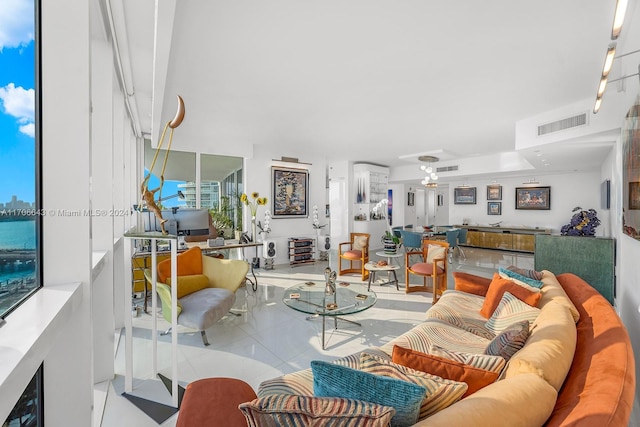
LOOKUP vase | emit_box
[251,216,257,242]
[382,237,397,254]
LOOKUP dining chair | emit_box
[456,228,467,259]
[445,229,460,263]
[405,239,449,302]
[338,233,370,280]
[399,229,423,264]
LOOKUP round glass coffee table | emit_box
[283,281,377,349]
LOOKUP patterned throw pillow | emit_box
[485,320,531,360]
[506,265,543,281]
[353,235,369,251]
[358,353,467,420]
[391,345,499,398]
[485,292,541,335]
[239,394,395,427]
[311,360,426,427]
[498,267,543,289]
[426,244,446,268]
[480,273,541,319]
[428,345,506,374]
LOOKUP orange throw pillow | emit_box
[392,345,498,398]
[479,273,541,319]
[452,272,492,297]
[157,246,203,283]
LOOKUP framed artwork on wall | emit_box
[487,185,502,200]
[515,186,551,210]
[454,187,476,204]
[629,182,640,210]
[622,96,640,238]
[488,202,502,215]
[407,192,415,206]
[272,166,309,218]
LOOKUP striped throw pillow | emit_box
[359,352,467,420]
[485,291,540,335]
[429,345,506,374]
[485,320,531,360]
[239,394,395,427]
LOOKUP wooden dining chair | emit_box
[338,233,370,281]
[405,240,449,303]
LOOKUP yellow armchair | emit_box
[146,247,249,345]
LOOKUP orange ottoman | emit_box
[176,377,257,427]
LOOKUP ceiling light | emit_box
[612,0,629,40]
[602,45,617,77]
[419,156,439,188]
[594,97,603,114]
[597,76,609,98]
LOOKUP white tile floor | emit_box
[97,247,534,427]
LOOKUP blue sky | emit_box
[145,171,184,208]
[0,0,35,205]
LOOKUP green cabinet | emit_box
[534,235,615,304]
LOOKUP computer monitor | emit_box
[141,208,210,236]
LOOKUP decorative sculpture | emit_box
[324,267,337,296]
[139,95,185,234]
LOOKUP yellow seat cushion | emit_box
[157,246,203,283]
[166,274,211,298]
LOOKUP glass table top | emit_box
[283,281,376,316]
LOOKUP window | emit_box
[3,364,44,426]
[0,0,41,319]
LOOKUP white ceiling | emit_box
[110,0,639,184]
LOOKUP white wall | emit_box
[41,0,93,425]
[245,146,328,266]
[446,172,606,234]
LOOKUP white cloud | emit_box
[19,123,34,137]
[0,0,34,50]
[0,83,35,137]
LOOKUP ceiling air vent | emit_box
[537,112,588,136]
[436,165,458,173]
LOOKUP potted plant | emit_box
[381,230,401,254]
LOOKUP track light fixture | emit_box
[593,0,635,114]
[611,0,629,40]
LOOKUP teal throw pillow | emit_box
[311,360,426,427]
[499,267,543,289]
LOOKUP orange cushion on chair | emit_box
[342,250,363,260]
[410,262,443,275]
[157,246,203,283]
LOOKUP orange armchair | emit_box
[338,233,370,281]
[405,239,449,302]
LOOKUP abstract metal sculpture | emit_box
[139,95,185,234]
